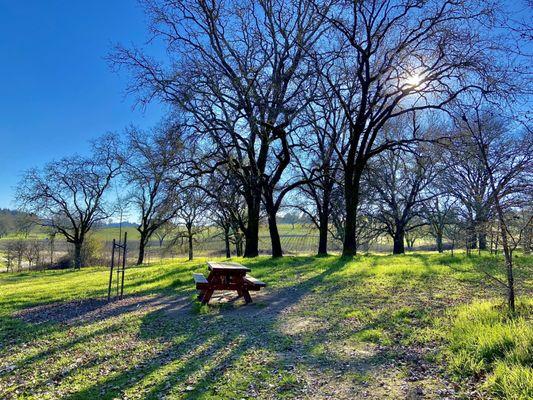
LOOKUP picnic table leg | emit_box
[242,289,252,303]
[197,290,205,301]
[201,289,214,305]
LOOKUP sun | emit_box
[405,74,422,87]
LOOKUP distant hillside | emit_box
[97,221,138,228]
[0,208,39,237]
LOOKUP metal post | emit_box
[120,232,127,299]
[107,239,116,301]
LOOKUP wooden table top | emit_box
[207,261,251,272]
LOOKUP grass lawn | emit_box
[0,253,531,399]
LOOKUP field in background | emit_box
[0,224,442,272]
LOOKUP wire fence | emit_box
[0,232,447,272]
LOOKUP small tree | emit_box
[123,125,183,265]
[16,135,122,268]
[460,108,532,312]
[25,240,43,270]
[422,195,458,253]
[154,222,176,248]
[366,142,440,254]
[174,185,208,261]
[405,225,426,251]
[6,239,27,272]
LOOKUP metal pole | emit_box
[120,232,127,299]
[108,239,116,301]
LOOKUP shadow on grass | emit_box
[5,253,526,398]
[60,256,375,399]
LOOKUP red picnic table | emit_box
[193,261,266,304]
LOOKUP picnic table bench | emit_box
[193,261,266,304]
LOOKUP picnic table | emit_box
[193,261,266,304]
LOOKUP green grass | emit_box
[0,253,531,399]
[443,299,533,399]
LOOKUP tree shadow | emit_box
[2,254,482,398]
[55,256,418,399]
[52,257,354,398]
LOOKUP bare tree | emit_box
[25,240,43,270]
[421,195,457,253]
[440,131,493,250]
[293,84,347,255]
[314,0,517,256]
[123,125,183,265]
[5,239,26,272]
[365,142,440,254]
[174,185,208,261]
[111,0,329,258]
[204,171,247,259]
[443,215,465,256]
[16,135,122,268]
[460,107,532,312]
[154,221,176,248]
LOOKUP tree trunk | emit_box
[393,227,405,255]
[318,211,329,256]
[267,209,283,258]
[490,198,515,312]
[436,231,443,253]
[137,233,148,265]
[478,232,487,251]
[263,190,283,258]
[188,233,193,261]
[244,191,261,258]
[235,236,243,257]
[481,155,515,313]
[468,224,477,249]
[73,241,82,269]
[224,227,231,258]
[342,178,359,257]
[451,239,455,256]
[489,227,494,254]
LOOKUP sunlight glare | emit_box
[406,74,422,87]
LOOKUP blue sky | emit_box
[0,1,166,208]
[0,1,530,210]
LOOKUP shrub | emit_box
[66,235,108,267]
[80,235,107,266]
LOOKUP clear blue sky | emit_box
[0,1,529,210]
[0,1,166,208]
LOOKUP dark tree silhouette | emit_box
[16,135,122,268]
[294,84,346,255]
[123,125,183,265]
[111,0,329,258]
[314,0,513,256]
[366,144,439,254]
